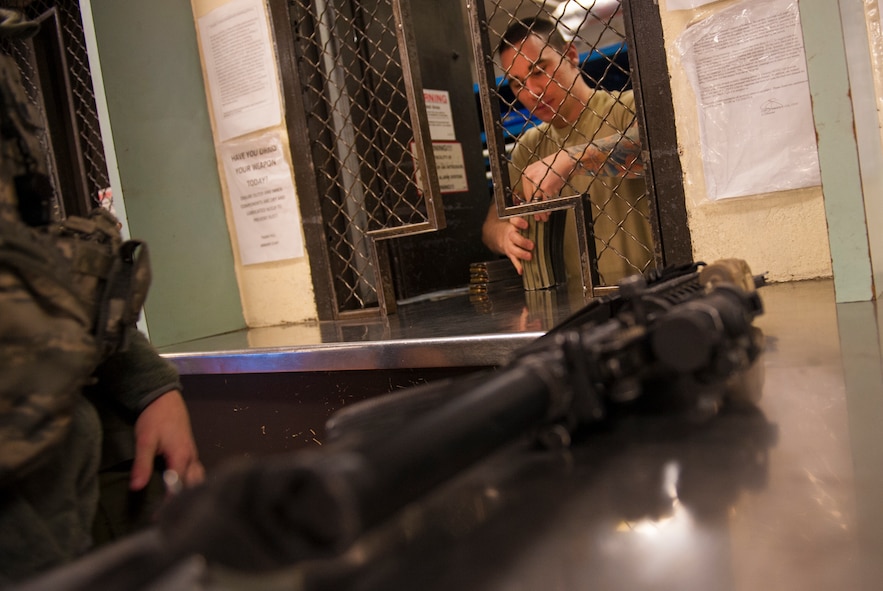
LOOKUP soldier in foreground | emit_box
[0,9,203,584]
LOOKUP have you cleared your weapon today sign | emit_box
[220,132,304,265]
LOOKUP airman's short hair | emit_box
[497,17,568,57]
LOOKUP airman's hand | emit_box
[482,213,533,275]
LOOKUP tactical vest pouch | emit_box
[44,207,152,358]
[0,208,151,485]
[0,218,100,485]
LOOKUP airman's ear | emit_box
[564,42,580,66]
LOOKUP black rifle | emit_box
[16,259,766,591]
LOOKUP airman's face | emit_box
[500,34,582,128]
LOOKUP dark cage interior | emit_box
[0,0,109,221]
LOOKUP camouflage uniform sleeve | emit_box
[88,329,182,417]
[82,329,183,471]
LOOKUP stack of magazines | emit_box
[520,209,567,291]
[468,259,522,298]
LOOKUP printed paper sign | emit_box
[675,0,821,199]
[198,0,282,141]
[220,133,304,265]
[412,141,469,194]
[423,89,457,141]
[667,0,721,10]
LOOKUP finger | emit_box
[161,445,199,482]
[185,460,206,486]
[160,455,204,496]
[508,216,529,231]
[521,182,538,204]
[130,440,158,491]
[510,231,534,256]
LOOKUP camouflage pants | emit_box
[92,459,167,546]
[0,397,101,584]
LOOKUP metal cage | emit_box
[1,0,690,322]
[281,0,444,317]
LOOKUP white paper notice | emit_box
[220,133,304,265]
[412,141,469,194]
[198,0,282,141]
[667,0,721,10]
[675,0,821,200]
[423,89,457,141]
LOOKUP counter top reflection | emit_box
[159,284,588,373]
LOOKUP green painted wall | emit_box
[90,0,244,345]
[801,0,875,302]
[838,0,883,300]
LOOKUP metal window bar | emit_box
[0,0,109,219]
[287,0,443,317]
[468,0,656,296]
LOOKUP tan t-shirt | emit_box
[508,90,653,286]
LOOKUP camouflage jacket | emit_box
[0,48,158,485]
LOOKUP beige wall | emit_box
[190,0,318,327]
[658,0,833,282]
[869,0,883,149]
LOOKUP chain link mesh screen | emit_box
[0,0,109,217]
[290,0,434,314]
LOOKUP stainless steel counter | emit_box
[237,278,869,591]
[156,279,883,590]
